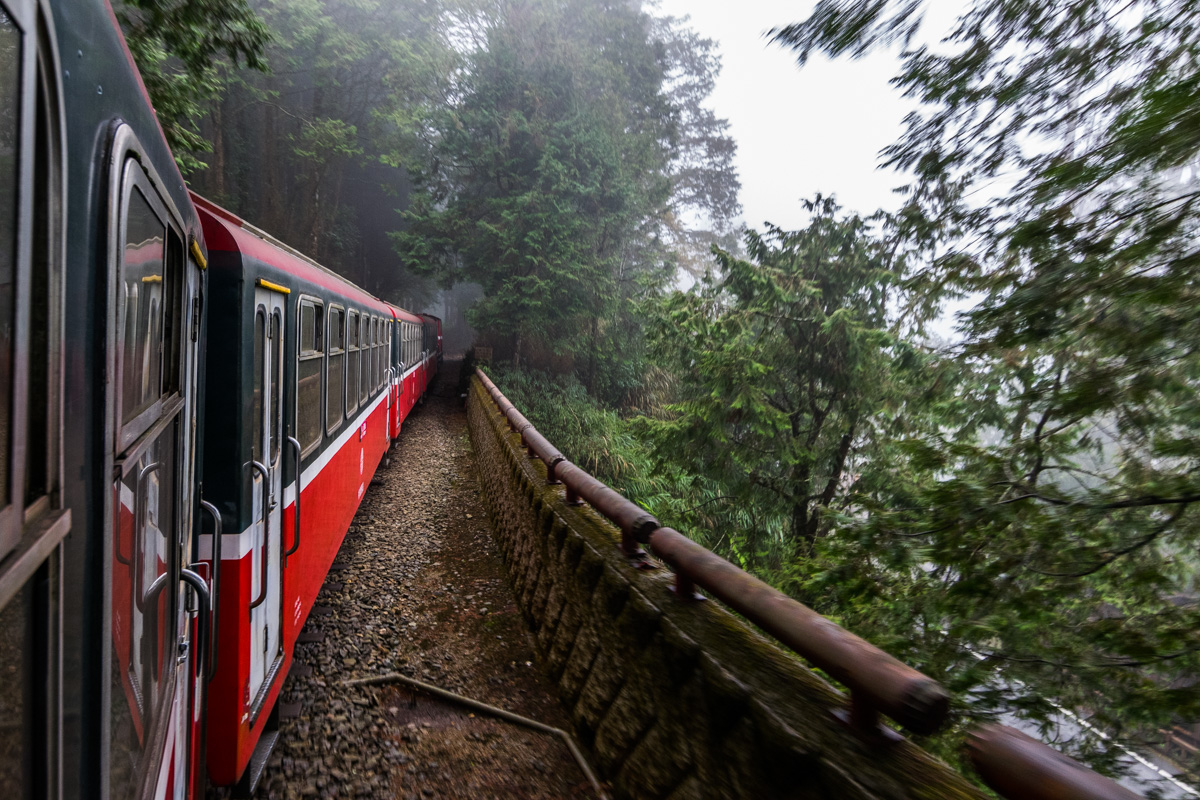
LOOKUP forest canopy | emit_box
[119,0,1200,783]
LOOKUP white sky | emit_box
[655,0,924,231]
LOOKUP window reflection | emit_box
[109,425,178,798]
[120,188,166,425]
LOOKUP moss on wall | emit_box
[467,377,984,800]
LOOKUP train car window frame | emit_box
[367,316,377,396]
[252,309,265,465]
[114,164,183,455]
[0,3,67,796]
[375,316,384,391]
[104,122,193,800]
[296,296,324,458]
[384,324,391,389]
[358,312,369,406]
[325,304,345,436]
[345,310,358,417]
[269,310,282,464]
[0,0,67,567]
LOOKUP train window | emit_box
[252,310,264,464]
[359,314,369,406]
[367,317,376,395]
[120,189,166,425]
[109,423,179,800]
[346,311,358,417]
[270,311,281,462]
[384,324,392,387]
[297,299,323,455]
[326,305,344,435]
[0,12,67,797]
[375,318,384,390]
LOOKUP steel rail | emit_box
[474,368,1154,798]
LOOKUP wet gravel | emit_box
[220,360,598,799]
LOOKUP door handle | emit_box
[199,499,221,678]
[284,436,301,565]
[246,460,270,610]
[180,568,211,679]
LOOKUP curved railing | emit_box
[475,367,1145,799]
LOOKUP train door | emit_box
[106,136,208,800]
[247,286,285,711]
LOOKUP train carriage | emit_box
[191,195,402,792]
[0,0,443,795]
[0,0,215,797]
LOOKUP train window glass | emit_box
[386,325,392,386]
[359,314,368,406]
[160,229,183,397]
[109,424,178,800]
[297,299,323,455]
[24,63,52,512]
[252,309,264,464]
[375,318,383,390]
[120,187,166,425]
[325,306,344,435]
[367,317,375,395]
[346,312,358,416]
[0,8,18,520]
[270,311,281,463]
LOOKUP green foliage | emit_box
[771,0,1200,766]
[642,197,932,580]
[397,0,739,401]
[117,0,268,170]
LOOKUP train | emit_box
[0,0,441,798]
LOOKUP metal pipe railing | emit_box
[474,367,1155,797]
[476,367,943,735]
[968,724,1143,800]
[646,524,947,735]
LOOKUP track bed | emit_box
[215,360,595,799]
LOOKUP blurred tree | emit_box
[644,197,924,573]
[117,0,269,170]
[772,0,1200,766]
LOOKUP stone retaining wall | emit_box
[467,377,983,800]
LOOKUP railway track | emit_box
[213,360,599,799]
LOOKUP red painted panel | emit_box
[204,398,393,785]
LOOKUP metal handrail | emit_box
[199,499,222,678]
[968,724,1143,800]
[476,367,944,735]
[474,368,1158,796]
[180,568,211,680]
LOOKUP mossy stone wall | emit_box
[467,377,983,800]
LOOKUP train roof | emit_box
[191,192,391,313]
[385,302,423,324]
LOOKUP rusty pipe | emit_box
[967,724,1143,800]
[557,461,658,557]
[646,526,948,736]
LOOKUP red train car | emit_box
[192,195,429,792]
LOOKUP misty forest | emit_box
[121,0,1200,782]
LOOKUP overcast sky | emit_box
[654,0,924,232]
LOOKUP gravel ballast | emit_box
[214,360,598,799]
